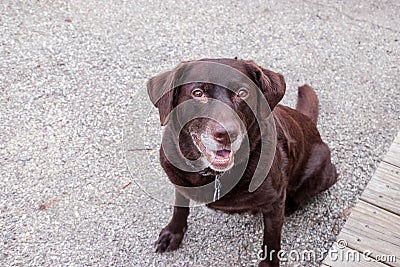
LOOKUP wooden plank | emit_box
[323,132,400,267]
[323,242,390,267]
[383,141,400,167]
[393,133,400,144]
[337,200,400,266]
[360,161,400,215]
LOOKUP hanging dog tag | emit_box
[213,174,221,202]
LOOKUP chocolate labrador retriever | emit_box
[147,58,338,267]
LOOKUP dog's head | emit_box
[147,58,285,172]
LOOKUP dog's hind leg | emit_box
[285,143,338,215]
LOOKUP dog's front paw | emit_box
[258,261,278,267]
[154,227,185,253]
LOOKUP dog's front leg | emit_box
[155,189,190,253]
[259,202,285,267]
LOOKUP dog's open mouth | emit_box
[192,135,234,171]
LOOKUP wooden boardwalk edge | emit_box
[322,132,400,267]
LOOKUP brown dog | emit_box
[147,58,338,267]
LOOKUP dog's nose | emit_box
[213,124,239,145]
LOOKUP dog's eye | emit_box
[192,88,205,98]
[237,88,249,99]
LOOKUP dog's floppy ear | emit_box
[245,60,286,110]
[147,70,174,125]
[147,61,190,126]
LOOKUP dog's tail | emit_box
[295,84,319,124]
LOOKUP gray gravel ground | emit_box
[1,0,399,266]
